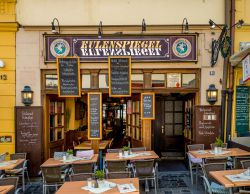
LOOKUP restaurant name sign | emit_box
[45,35,197,62]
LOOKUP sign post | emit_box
[88,93,102,140]
[57,57,80,97]
[108,56,131,97]
[141,93,155,120]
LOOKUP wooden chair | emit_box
[106,171,131,179]
[41,166,65,194]
[105,160,128,172]
[0,177,22,194]
[131,147,146,152]
[71,163,94,174]
[204,157,228,164]
[69,173,94,181]
[187,144,204,184]
[234,156,250,169]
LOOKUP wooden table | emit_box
[0,185,14,194]
[210,169,250,194]
[0,159,25,171]
[105,151,159,162]
[74,140,110,150]
[41,154,98,167]
[56,178,139,194]
[189,148,250,159]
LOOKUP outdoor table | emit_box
[210,169,250,194]
[105,150,159,162]
[0,159,25,171]
[74,140,110,170]
[0,185,14,194]
[40,154,98,167]
[55,178,140,194]
[188,148,250,159]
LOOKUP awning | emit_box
[230,46,250,66]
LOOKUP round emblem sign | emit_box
[50,39,70,58]
[172,38,192,58]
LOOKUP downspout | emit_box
[221,0,231,140]
[225,0,235,142]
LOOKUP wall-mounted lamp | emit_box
[206,84,218,105]
[182,18,189,33]
[21,86,33,106]
[98,21,103,39]
[0,59,5,68]
[51,18,60,34]
[209,19,244,67]
[141,18,146,33]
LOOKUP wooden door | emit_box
[153,96,184,154]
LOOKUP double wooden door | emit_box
[153,96,184,154]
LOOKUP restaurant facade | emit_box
[14,0,226,165]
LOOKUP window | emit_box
[99,74,109,88]
[131,74,143,88]
[182,74,196,88]
[166,73,181,88]
[152,74,165,87]
[82,74,91,89]
[45,74,58,89]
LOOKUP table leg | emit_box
[99,150,103,170]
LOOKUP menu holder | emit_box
[141,93,155,120]
[108,56,131,97]
[57,57,81,97]
[88,93,102,140]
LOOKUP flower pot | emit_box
[123,151,129,157]
[97,179,105,188]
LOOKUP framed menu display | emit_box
[167,73,181,88]
[108,56,131,97]
[88,92,102,140]
[141,93,155,120]
[57,57,80,97]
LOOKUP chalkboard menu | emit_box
[88,93,102,140]
[141,93,155,120]
[194,106,220,148]
[108,57,131,97]
[15,106,43,176]
[57,57,80,97]
[236,86,250,136]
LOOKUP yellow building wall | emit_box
[231,0,250,137]
[0,0,17,154]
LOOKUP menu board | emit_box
[88,93,102,140]
[108,57,131,97]
[15,106,43,176]
[236,86,250,136]
[194,106,220,148]
[57,57,80,97]
[141,93,155,120]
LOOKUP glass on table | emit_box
[87,178,92,188]
[119,150,123,157]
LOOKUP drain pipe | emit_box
[221,0,231,140]
[225,0,235,142]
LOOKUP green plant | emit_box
[122,146,130,152]
[95,170,105,180]
[66,149,73,155]
[215,137,223,147]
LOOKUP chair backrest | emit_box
[187,144,204,151]
[131,147,146,152]
[107,149,122,153]
[0,153,6,161]
[0,177,18,194]
[210,143,228,150]
[134,159,155,177]
[234,156,250,169]
[204,157,228,164]
[10,153,26,160]
[69,173,94,181]
[202,163,226,184]
[53,152,66,160]
[76,150,94,158]
[71,163,93,174]
[106,160,127,172]
[106,171,131,179]
[241,160,250,169]
[41,166,63,183]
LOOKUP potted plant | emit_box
[214,137,223,154]
[66,149,74,159]
[95,170,105,188]
[122,146,130,156]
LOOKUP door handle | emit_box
[161,126,164,134]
